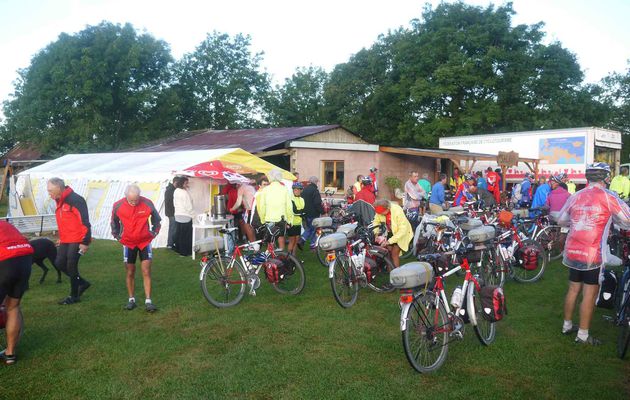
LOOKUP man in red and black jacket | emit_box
[47,177,92,305]
[0,221,33,365]
[111,184,161,312]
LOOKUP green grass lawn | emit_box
[1,240,629,399]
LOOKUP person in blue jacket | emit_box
[519,173,534,207]
[476,171,487,191]
[530,176,551,216]
[429,173,448,214]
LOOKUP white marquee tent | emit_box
[9,149,293,247]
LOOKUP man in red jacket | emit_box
[111,184,161,312]
[47,177,92,305]
[354,176,376,205]
[0,221,33,365]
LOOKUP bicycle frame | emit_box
[400,258,481,332]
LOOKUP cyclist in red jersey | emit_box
[0,221,34,365]
[557,163,630,345]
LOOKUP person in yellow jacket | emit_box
[372,199,413,268]
[449,167,465,191]
[287,182,305,255]
[610,167,630,199]
[566,180,576,194]
[256,169,294,250]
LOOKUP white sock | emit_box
[128,297,135,303]
[145,298,152,305]
[562,320,573,332]
[577,328,589,341]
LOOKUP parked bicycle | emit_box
[199,224,305,308]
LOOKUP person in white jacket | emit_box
[173,177,195,256]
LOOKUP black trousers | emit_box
[175,221,193,256]
[55,243,87,297]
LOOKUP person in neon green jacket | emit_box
[257,169,294,250]
[609,167,630,199]
[372,199,413,268]
[287,182,305,255]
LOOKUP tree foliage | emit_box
[601,63,630,162]
[2,22,177,155]
[175,32,271,130]
[324,2,607,146]
[267,66,330,126]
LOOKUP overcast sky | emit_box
[1,0,629,113]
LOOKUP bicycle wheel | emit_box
[536,226,564,261]
[478,248,505,288]
[512,239,547,283]
[469,283,496,345]
[367,251,395,293]
[316,232,331,267]
[272,252,306,295]
[402,292,449,373]
[330,254,359,308]
[400,238,416,260]
[617,277,630,359]
[200,256,247,308]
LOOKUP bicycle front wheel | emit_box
[402,292,449,373]
[200,256,247,308]
[469,282,496,345]
[512,239,547,283]
[330,254,359,308]
[272,252,306,295]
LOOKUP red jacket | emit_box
[55,187,91,245]
[0,221,34,262]
[354,187,376,205]
[111,196,161,250]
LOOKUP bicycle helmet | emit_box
[585,162,611,183]
[463,173,474,181]
[550,174,563,184]
[524,172,534,180]
[361,176,373,185]
[292,182,303,190]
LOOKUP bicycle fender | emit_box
[400,303,412,331]
[199,264,207,281]
[328,261,335,278]
[467,284,477,326]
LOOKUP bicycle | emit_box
[199,224,305,308]
[325,225,396,308]
[398,250,496,373]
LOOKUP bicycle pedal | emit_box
[450,330,464,340]
[249,289,257,296]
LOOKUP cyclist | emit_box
[485,167,500,204]
[373,199,413,268]
[429,173,449,214]
[257,169,294,250]
[404,171,426,211]
[519,173,534,208]
[545,174,571,213]
[287,182,305,255]
[531,175,551,217]
[476,171,487,191]
[610,166,630,199]
[0,221,33,365]
[452,174,476,207]
[354,176,376,205]
[557,162,630,345]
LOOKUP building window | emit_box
[322,161,344,190]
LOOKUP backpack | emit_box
[596,269,617,309]
[511,183,523,204]
[480,286,507,322]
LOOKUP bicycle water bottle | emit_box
[450,286,463,308]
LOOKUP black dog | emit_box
[30,238,62,284]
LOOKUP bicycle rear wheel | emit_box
[512,239,547,283]
[272,252,306,295]
[617,278,630,359]
[367,251,395,293]
[479,248,505,288]
[200,256,247,308]
[536,226,564,261]
[316,232,331,267]
[402,292,449,373]
[330,254,359,308]
[469,283,496,345]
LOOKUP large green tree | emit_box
[175,32,271,130]
[324,2,608,147]
[267,66,330,126]
[601,63,630,162]
[2,22,177,155]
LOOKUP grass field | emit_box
[0,236,629,399]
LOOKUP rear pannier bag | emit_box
[337,223,358,238]
[264,259,283,284]
[517,245,541,271]
[390,262,434,289]
[596,269,617,309]
[318,233,347,251]
[480,285,507,322]
[460,218,483,231]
